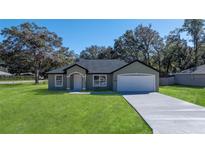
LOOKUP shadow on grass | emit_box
[31,88,68,95]
[32,89,119,96]
[90,92,120,96]
[120,91,152,95]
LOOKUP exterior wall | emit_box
[112,61,159,91]
[48,74,67,90]
[175,74,205,87]
[86,74,112,90]
[48,62,160,91]
[70,75,74,90]
[160,77,175,86]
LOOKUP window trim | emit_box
[55,74,63,87]
[93,74,107,87]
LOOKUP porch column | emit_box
[82,75,86,90]
[67,76,70,90]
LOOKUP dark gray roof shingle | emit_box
[46,65,71,74]
[76,59,127,73]
[47,59,127,74]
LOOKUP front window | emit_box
[55,75,63,87]
[93,75,107,87]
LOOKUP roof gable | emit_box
[63,63,88,72]
[111,59,159,73]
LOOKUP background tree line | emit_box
[80,19,205,76]
[0,20,205,83]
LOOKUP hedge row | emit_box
[0,76,35,81]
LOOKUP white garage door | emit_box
[117,74,155,92]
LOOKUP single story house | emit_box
[0,70,12,76]
[174,64,205,87]
[47,59,159,92]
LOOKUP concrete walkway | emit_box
[123,92,205,134]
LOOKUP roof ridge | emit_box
[47,59,128,74]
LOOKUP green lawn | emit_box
[160,85,205,107]
[0,83,151,134]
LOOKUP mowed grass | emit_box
[0,83,151,134]
[160,85,205,107]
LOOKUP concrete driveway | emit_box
[123,92,205,134]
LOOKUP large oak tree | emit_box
[80,45,116,59]
[0,22,75,83]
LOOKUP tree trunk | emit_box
[194,37,199,67]
[34,68,39,84]
[158,58,161,73]
[147,53,150,65]
[143,50,148,65]
[157,51,161,73]
[195,43,198,67]
[166,59,171,75]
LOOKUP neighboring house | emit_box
[0,70,12,76]
[20,72,34,76]
[174,64,205,86]
[0,59,8,73]
[47,59,159,92]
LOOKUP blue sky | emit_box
[0,19,184,54]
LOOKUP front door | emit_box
[73,74,82,91]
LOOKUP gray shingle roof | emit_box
[47,59,127,74]
[46,65,70,74]
[179,64,205,74]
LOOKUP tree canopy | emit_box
[1,20,205,79]
[80,45,117,59]
[182,19,205,66]
[80,20,205,76]
[0,22,76,83]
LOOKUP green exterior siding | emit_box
[112,61,159,91]
[48,74,67,90]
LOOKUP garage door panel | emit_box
[117,75,155,92]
